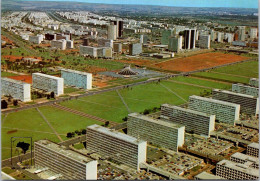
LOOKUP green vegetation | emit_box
[64,87,80,94]
[73,143,85,150]
[1,71,17,77]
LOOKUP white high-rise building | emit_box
[250,28,258,39]
[199,35,211,49]
[107,23,117,40]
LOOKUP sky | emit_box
[25,0,258,8]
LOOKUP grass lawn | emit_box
[1,71,18,77]
[38,106,103,134]
[171,76,232,90]
[211,60,258,78]
[64,87,80,94]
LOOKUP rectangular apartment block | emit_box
[51,39,66,50]
[79,46,97,57]
[199,35,211,49]
[247,143,259,158]
[32,73,64,96]
[212,89,259,115]
[216,159,259,180]
[249,78,259,88]
[160,104,215,137]
[188,95,240,125]
[231,152,259,169]
[194,171,223,180]
[61,69,92,89]
[232,83,259,97]
[127,113,185,151]
[1,78,31,102]
[34,140,97,180]
[86,124,147,170]
[129,43,142,55]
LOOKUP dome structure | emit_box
[118,65,138,76]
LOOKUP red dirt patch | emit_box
[8,75,32,84]
[1,35,14,44]
[152,52,249,72]
[7,130,18,134]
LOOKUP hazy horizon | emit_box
[23,0,258,9]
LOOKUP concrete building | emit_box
[188,95,240,125]
[232,83,259,97]
[184,29,196,49]
[79,46,97,57]
[129,43,142,55]
[199,35,210,49]
[160,104,215,137]
[226,33,234,43]
[35,140,97,180]
[194,171,223,180]
[127,113,185,152]
[161,29,174,45]
[212,89,259,115]
[61,69,92,89]
[66,40,74,49]
[113,43,122,53]
[112,20,123,38]
[32,73,64,96]
[249,78,259,88]
[216,159,258,180]
[51,39,66,50]
[107,23,117,40]
[238,26,246,41]
[86,124,147,170]
[217,32,224,43]
[97,47,113,58]
[250,28,258,39]
[168,36,182,52]
[97,39,113,48]
[1,77,31,102]
[29,35,42,44]
[247,143,259,158]
[231,152,258,169]
[210,30,217,41]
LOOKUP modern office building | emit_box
[249,78,259,88]
[216,159,258,180]
[199,35,210,49]
[194,171,224,180]
[79,46,97,57]
[113,43,122,53]
[61,69,92,89]
[34,140,97,180]
[168,36,182,52]
[250,28,258,39]
[161,29,174,45]
[232,83,259,97]
[107,23,117,40]
[97,47,113,58]
[217,32,224,43]
[247,143,259,158]
[231,152,259,169]
[32,73,64,96]
[184,29,196,49]
[112,20,123,38]
[129,43,142,55]
[212,89,259,115]
[66,40,74,49]
[86,124,147,170]
[160,104,215,137]
[226,33,234,43]
[188,95,240,125]
[97,39,113,48]
[1,77,31,102]
[29,35,42,44]
[238,26,246,41]
[51,39,66,50]
[127,113,185,151]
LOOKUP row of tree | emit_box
[1,99,18,109]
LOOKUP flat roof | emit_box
[195,171,223,179]
[234,83,259,89]
[32,73,63,80]
[128,112,184,129]
[213,89,255,98]
[189,95,240,107]
[61,68,92,76]
[36,140,92,164]
[1,77,30,85]
[87,124,146,145]
[162,104,214,117]
[217,160,259,177]
[248,142,259,149]
[231,152,258,163]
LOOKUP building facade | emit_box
[129,43,142,55]
[199,35,210,49]
[231,152,258,169]
[232,83,259,97]
[51,39,66,50]
[249,78,259,88]
[61,69,92,89]
[188,95,240,125]
[127,113,185,151]
[247,143,259,158]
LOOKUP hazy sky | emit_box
[25,0,258,8]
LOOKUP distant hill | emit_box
[1,0,258,15]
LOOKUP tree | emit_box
[75,130,80,135]
[47,95,50,99]
[104,121,110,127]
[81,129,86,134]
[13,100,18,106]
[50,92,55,99]
[66,132,72,138]
[143,109,151,115]
[16,142,30,154]
[122,117,128,122]
[1,100,8,109]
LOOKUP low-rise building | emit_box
[247,143,259,158]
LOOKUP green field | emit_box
[64,87,80,94]
[1,71,17,77]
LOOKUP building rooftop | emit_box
[235,83,259,89]
[129,112,184,129]
[217,159,259,177]
[36,140,92,164]
[231,152,258,163]
[162,104,214,117]
[195,171,223,180]
[32,73,63,80]
[248,142,259,149]
[213,89,255,98]
[87,124,146,145]
[189,95,240,107]
[61,68,92,76]
[1,77,30,85]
